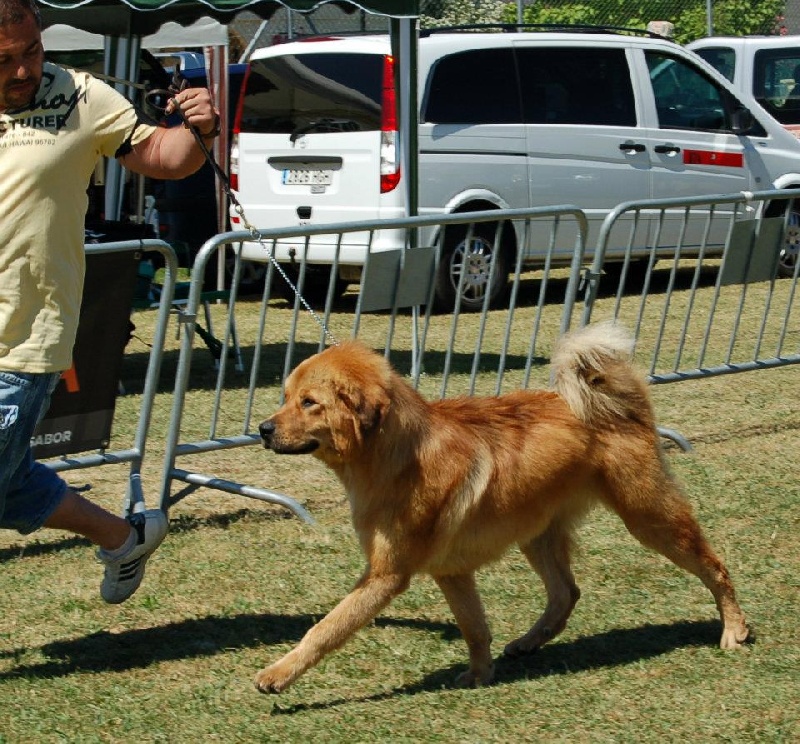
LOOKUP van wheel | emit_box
[273,264,348,306]
[766,197,800,278]
[779,208,800,278]
[435,223,509,311]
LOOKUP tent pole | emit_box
[391,17,418,220]
[103,32,139,221]
[240,20,268,62]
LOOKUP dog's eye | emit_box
[301,397,317,409]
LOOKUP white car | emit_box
[230,27,800,308]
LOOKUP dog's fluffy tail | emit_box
[551,322,651,427]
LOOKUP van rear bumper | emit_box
[239,229,408,266]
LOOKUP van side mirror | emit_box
[730,103,755,134]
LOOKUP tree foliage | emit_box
[420,1,786,43]
[421,0,509,27]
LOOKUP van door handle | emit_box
[654,144,681,155]
[619,142,646,154]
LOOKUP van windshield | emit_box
[752,47,800,125]
[238,52,384,134]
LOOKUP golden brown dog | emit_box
[256,322,749,693]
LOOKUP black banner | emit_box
[31,247,141,459]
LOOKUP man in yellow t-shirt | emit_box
[0,0,221,603]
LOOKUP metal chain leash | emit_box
[148,76,339,347]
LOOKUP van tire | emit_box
[779,205,800,278]
[435,222,510,312]
[273,264,348,306]
[765,197,800,278]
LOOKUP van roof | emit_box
[248,26,680,61]
[688,35,800,49]
[249,34,391,60]
[418,23,671,39]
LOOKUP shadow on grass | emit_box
[270,618,723,715]
[0,535,92,562]
[0,612,452,680]
[0,508,290,564]
[120,339,550,397]
[122,263,719,396]
[0,612,721,707]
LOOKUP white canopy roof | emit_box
[43,17,227,51]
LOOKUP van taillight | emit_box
[232,64,250,135]
[229,133,239,192]
[380,54,400,193]
[231,65,251,193]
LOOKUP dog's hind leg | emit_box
[504,519,581,657]
[602,470,750,650]
[434,573,495,687]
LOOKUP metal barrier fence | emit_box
[42,239,179,517]
[157,206,589,521]
[581,188,800,379]
[40,192,800,524]
[580,188,800,449]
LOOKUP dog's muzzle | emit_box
[258,419,319,454]
[259,420,276,449]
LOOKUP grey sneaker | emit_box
[98,509,168,604]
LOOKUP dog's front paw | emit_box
[254,664,292,694]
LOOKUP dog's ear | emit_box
[336,381,389,433]
[328,380,389,458]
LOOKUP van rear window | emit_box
[238,52,384,134]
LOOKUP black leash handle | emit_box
[145,71,230,200]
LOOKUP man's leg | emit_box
[43,487,131,550]
[27,475,167,605]
[44,487,168,604]
[1,371,167,603]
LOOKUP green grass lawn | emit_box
[0,279,797,742]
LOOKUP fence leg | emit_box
[657,426,693,452]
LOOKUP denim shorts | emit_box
[0,371,68,534]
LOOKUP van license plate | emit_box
[282,169,333,185]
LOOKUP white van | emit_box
[688,35,800,138]
[230,28,800,308]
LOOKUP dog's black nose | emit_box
[259,420,275,445]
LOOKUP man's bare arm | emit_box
[119,87,219,179]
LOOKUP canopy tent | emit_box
[38,0,418,35]
[37,0,421,225]
[42,17,228,49]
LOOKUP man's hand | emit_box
[165,87,220,139]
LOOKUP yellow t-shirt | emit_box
[0,63,156,373]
